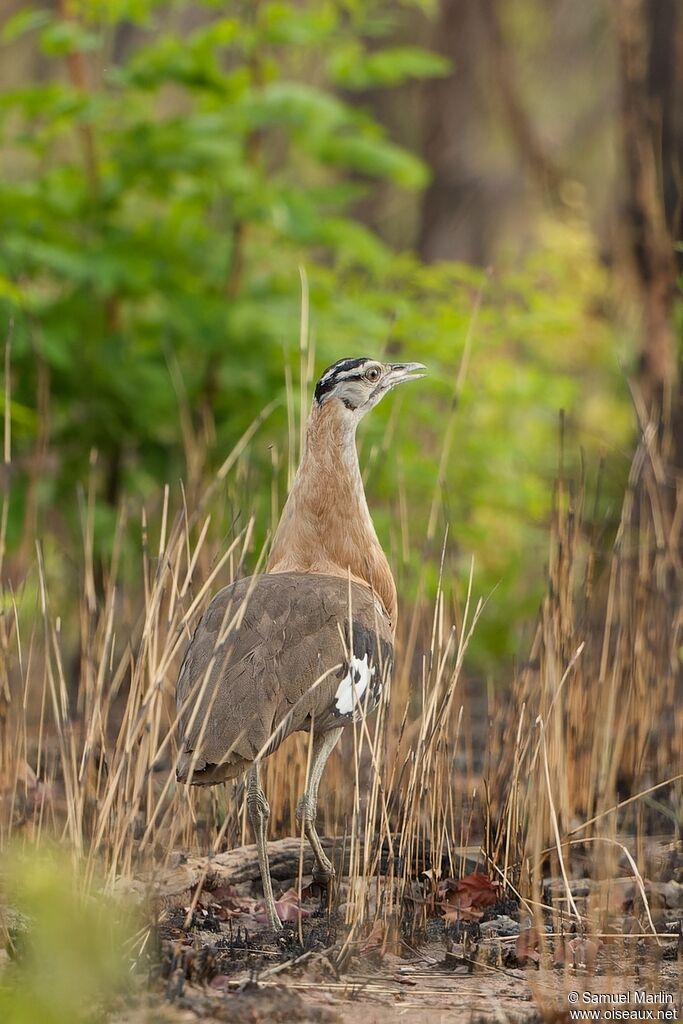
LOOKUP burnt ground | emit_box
[130,839,683,1024]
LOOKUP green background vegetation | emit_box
[0,0,634,669]
[0,848,137,1024]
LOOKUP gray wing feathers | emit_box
[176,573,392,780]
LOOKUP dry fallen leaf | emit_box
[210,974,231,990]
[300,879,326,900]
[209,885,256,918]
[253,888,311,924]
[209,901,242,921]
[210,884,239,902]
[568,936,600,970]
[440,873,500,906]
[516,926,540,965]
[360,919,385,955]
[439,872,500,921]
[442,903,484,923]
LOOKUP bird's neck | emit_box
[267,400,397,628]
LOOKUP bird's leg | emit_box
[247,763,282,932]
[296,727,343,885]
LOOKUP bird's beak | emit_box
[386,362,427,387]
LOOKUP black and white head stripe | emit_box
[314,357,372,405]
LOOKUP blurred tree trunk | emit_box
[615,0,683,696]
[417,0,522,264]
[616,0,683,448]
[478,0,565,207]
[417,0,565,264]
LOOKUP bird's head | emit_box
[313,357,425,418]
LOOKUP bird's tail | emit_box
[176,749,248,786]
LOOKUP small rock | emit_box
[110,876,147,901]
[168,851,188,869]
[480,916,520,937]
[546,878,593,898]
[663,880,683,909]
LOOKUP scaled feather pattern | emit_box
[176,572,393,785]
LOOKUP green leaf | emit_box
[187,16,242,49]
[39,20,101,56]
[318,217,391,271]
[120,33,228,91]
[0,394,38,430]
[328,44,451,89]
[1,7,52,44]
[243,81,351,132]
[260,2,337,46]
[315,132,429,188]
[0,273,25,304]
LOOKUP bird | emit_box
[176,356,425,931]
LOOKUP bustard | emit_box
[176,356,424,930]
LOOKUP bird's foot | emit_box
[312,862,335,887]
[265,903,284,933]
[311,861,336,910]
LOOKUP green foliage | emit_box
[0,0,437,506]
[0,848,136,1024]
[0,0,632,670]
[328,43,450,90]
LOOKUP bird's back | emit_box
[176,573,393,785]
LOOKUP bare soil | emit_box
[140,838,683,1024]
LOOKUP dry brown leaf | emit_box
[568,936,601,970]
[210,884,239,902]
[360,919,385,954]
[209,885,256,917]
[442,903,484,923]
[253,889,311,925]
[209,974,231,990]
[440,873,500,908]
[439,872,500,922]
[516,926,540,965]
[209,902,242,921]
[278,887,304,904]
[300,879,325,900]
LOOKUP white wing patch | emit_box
[335,653,376,717]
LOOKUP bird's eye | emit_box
[365,366,381,383]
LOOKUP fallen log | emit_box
[115,836,482,905]
[116,837,355,904]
